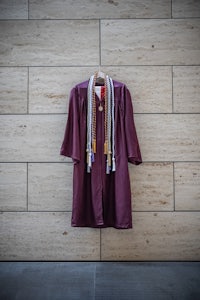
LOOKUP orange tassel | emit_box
[92,140,96,153]
[104,141,108,154]
[108,153,111,167]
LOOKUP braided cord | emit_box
[110,77,116,171]
[92,72,97,154]
[106,75,112,173]
[104,76,108,156]
[86,75,94,172]
[87,74,115,173]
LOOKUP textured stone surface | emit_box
[173,66,200,113]
[175,163,200,211]
[0,20,99,66]
[28,163,73,211]
[101,19,200,65]
[29,66,172,114]
[103,66,172,113]
[0,0,28,19]
[0,212,100,260]
[135,114,200,161]
[101,212,200,260]
[29,0,171,19]
[172,0,200,18]
[0,163,27,211]
[0,67,27,114]
[29,162,174,213]
[130,163,173,211]
[29,67,96,113]
[0,115,68,162]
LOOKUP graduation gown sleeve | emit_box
[124,87,142,165]
[60,87,80,163]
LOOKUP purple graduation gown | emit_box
[60,79,142,229]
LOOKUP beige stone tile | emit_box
[130,163,173,211]
[29,0,171,19]
[0,20,99,66]
[29,67,96,113]
[172,0,200,18]
[101,19,200,65]
[104,66,172,113]
[0,67,27,114]
[0,0,28,19]
[0,212,100,260]
[0,114,69,162]
[28,163,73,211]
[101,212,200,260]
[173,66,200,113]
[175,163,200,211]
[0,163,27,211]
[135,114,200,161]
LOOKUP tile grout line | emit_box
[1,64,200,67]
[0,161,74,164]
[1,210,200,213]
[171,66,174,114]
[27,0,29,20]
[99,19,101,67]
[27,162,29,212]
[173,162,176,211]
[99,18,101,267]
[1,17,200,21]
[1,112,200,116]
[171,65,174,113]
[171,0,173,19]
[27,66,29,114]
[100,229,102,261]
[0,161,200,164]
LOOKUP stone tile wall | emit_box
[0,0,199,260]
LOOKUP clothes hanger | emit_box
[96,66,105,84]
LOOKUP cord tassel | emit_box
[91,152,95,162]
[106,160,110,174]
[104,141,108,154]
[86,152,89,164]
[108,152,112,167]
[88,152,92,168]
[112,158,116,172]
[92,140,96,153]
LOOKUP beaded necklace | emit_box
[86,73,116,174]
